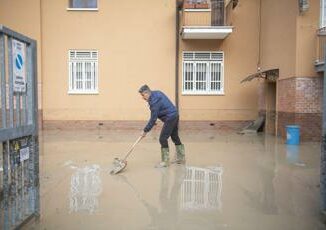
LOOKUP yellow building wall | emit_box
[296,0,320,77]
[260,0,298,79]
[179,0,260,120]
[0,0,42,109]
[41,0,176,121]
[260,0,319,79]
[1,0,318,122]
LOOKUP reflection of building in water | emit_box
[69,165,102,214]
[180,166,223,211]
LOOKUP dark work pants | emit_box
[159,115,182,148]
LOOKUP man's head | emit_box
[138,84,151,101]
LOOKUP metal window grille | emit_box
[68,50,98,94]
[69,0,97,8]
[211,0,225,26]
[182,52,224,95]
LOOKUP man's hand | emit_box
[141,131,147,137]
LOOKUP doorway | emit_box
[265,81,277,135]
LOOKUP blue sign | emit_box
[15,54,23,70]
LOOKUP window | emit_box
[321,0,326,27]
[69,0,97,9]
[68,50,98,94]
[182,52,224,95]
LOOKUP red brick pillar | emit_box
[277,76,323,141]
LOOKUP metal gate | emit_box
[0,26,39,229]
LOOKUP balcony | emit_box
[181,0,233,39]
[316,27,326,72]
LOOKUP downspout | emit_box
[175,1,182,111]
[257,0,262,72]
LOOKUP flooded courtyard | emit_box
[3,129,325,230]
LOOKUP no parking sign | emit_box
[12,39,26,93]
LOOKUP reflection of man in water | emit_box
[117,166,224,229]
[147,167,185,230]
[117,167,185,230]
[144,167,223,229]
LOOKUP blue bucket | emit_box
[286,125,300,145]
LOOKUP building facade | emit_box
[259,0,322,141]
[0,0,323,140]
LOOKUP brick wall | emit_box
[278,77,296,113]
[295,113,322,142]
[277,77,323,141]
[295,78,323,113]
[43,120,252,132]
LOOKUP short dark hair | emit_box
[138,84,151,93]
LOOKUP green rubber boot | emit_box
[155,148,170,168]
[171,144,185,164]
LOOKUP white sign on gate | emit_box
[20,147,30,162]
[12,39,26,93]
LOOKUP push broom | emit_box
[110,135,143,175]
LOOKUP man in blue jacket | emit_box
[139,85,185,168]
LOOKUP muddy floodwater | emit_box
[15,130,326,229]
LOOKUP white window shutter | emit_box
[68,50,98,94]
[182,52,224,95]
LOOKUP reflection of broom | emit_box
[110,136,143,175]
[115,174,159,227]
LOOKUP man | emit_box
[139,85,185,168]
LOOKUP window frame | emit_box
[68,50,99,95]
[182,51,224,95]
[67,0,98,11]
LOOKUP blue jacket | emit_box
[144,91,178,132]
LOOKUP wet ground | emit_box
[23,130,326,229]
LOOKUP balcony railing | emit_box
[183,9,212,27]
[183,0,227,26]
[181,0,233,39]
[316,27,326,72]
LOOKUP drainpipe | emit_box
[257,0,262,72]
[175,1,182,111]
